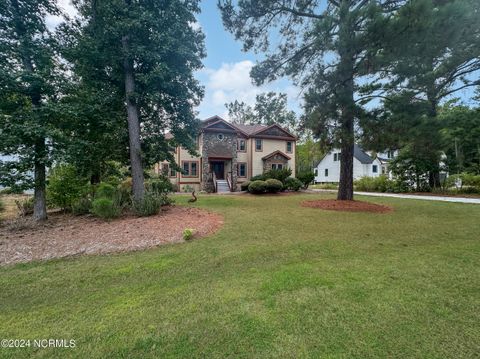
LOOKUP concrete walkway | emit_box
[309,189,480,204]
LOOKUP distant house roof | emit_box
[354,144,374,164]
[313,144,374,168]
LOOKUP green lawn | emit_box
[1,193,479,358]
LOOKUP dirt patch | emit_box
[301,199,393,213]
[0,206,223,266]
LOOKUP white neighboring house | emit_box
[313,144,385,183]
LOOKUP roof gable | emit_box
[202,118,238,133]
[252,124,296,140]
[262,150,291,161]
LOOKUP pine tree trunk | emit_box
[33,139,47,221]
[122,35,145,202]
[11,0,48,220]
[337,0,355,201]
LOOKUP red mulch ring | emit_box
[0,206,223,266]
[301,199,393,213]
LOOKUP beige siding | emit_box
[251,138,295,177]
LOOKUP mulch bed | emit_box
[0,206,223,266]
[301,199,393,213]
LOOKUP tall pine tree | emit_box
[219,0,405,200]
[68,0,205,202]
[0,0,62,220]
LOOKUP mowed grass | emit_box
[0,193,479,358]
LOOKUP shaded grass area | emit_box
[0,193,479,358]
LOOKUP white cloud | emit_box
[47,0,77,29]
[196,60,302,120]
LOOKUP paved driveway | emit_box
[309,189,480,204]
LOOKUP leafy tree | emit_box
[0,0,62,220]
[440,103,480,174]
[225,92,297,131]
[225,100,254,124]
[68,0,205,202]
[47,164,89,211]
[295,132,324,173]
[363,0,480,187]
[219,0,404,200]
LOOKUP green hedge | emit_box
[248,180,267,194]
[265,179,283,193]
[354,176,409,193]
[284,177,303,191]
[91,198,121,219]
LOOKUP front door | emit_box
[211,161,224,179]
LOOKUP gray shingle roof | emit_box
[354,144,374,164]
[231,123,267,135]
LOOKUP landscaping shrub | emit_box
[265,178,283,193]
[47,164,89,211]
[15,198,34,217]
[132,192,163,216]
[91,198,121,219]
[250,174,267,182]
[297,171,315,189]
[263,168,292,183]
[240,181,251,191]
[446,173,480,193]
[283,177,303,191]
[95,182,116,199]
[248,180,267,194]
[0,187,23,195]
[72,197,92,215]
[183,228,194,241]
[354,176,410,193]
[146,175,173,194]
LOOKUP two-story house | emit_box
[156,116,297,192]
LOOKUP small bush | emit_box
[284,177,303,191]
[15,197,34,217]
[265,178,283,193]
[132,192,163,217]
[0,187,24,195]
[146,175,173,194]
[91,198,121,219]
[72,197,92,215]
[264,168,292,183]
[297,171,315,189]
[47,164,89,211]
[248,180,267,194]
[250,174,267,182]
[354,176,410,193]
[183,228,194,241]
[95,182,116,199]
[0,197,4,213]
[240,181,251,191]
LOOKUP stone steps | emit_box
[216,180,230,193]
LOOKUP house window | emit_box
[314,169,318,176]
[271,163,283,170]
[237,163,247,177]
[217,133,224,140]
[238,139,246,152]
[387,150,394,159]
[333,153,341,161]
[286,141,292,153]
[325,168,329,177]
[182,161,198,177]
[255,139,263,151]
[170,166,177,177]
[372,165,378,173]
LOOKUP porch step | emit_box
[216,180,230,193]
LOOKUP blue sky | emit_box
[194,1,301,120]
[49,0,477,121]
